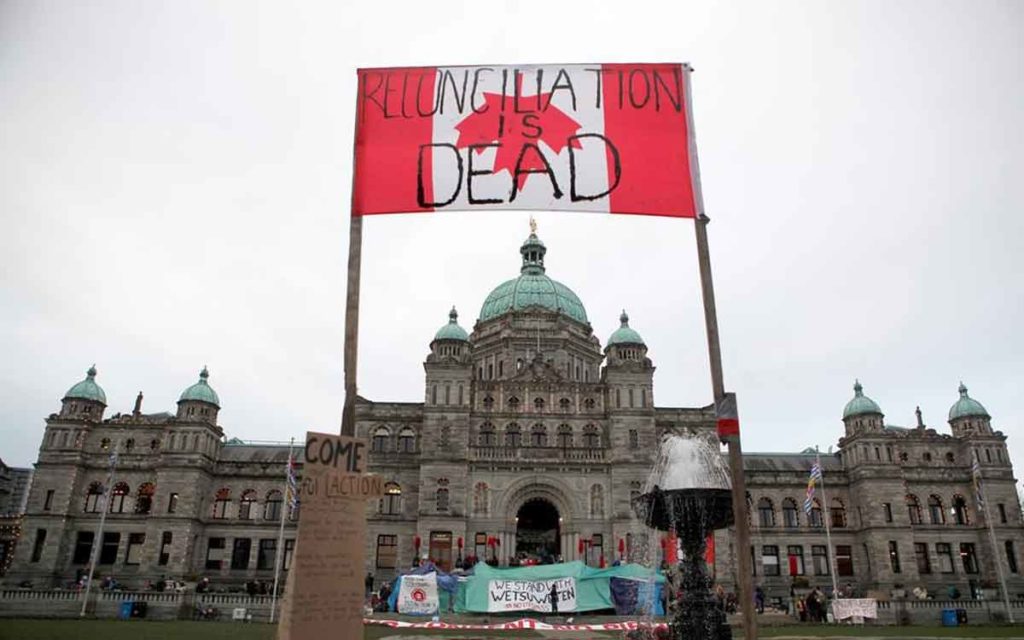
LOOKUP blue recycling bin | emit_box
[941,609,959,626]
[119,601,135,620]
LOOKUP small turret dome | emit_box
[434,307,469,342]
[949,382,989,420]
[842,380,883,419]
[607,310,645,347]
[178,366,220,407]
[63,365,107,404]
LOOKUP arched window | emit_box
[135,483,155,515]
[371,426,390,453]
[757,498,776,528]
[483,396,494,411]
[212,487,231,519]
[906,494,923,524]
[583,424,600,448]
[782,498,799,528]
[109,482,130,513]
[945,452,955,463]
[530,424,548,447]
[584,398,595,411]
[809,499,823,528]
[479,422,496,447]
[559,398,571,412]
[534,397,545,412]
[951,494,970,525]
[505,423,522,448]
[264,490,283,521]
[508,396,520,411]
[85,482,104,513]
[830,498,847,528]
[473,482,489,516]
[557,424,573,448]
[928,495,945,524]
[398,427,416,453]
[238,489,257,520]
[436,487,450,512]
[100,438,111,451]
[590,484,605,518]
[380,483,401,515]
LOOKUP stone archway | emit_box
[515,497,560,561]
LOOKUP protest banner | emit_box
[396,572,440,615]
[831,598,878,620]
[276,432,383,640]
[487,577,577,613]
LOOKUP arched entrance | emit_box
[515,498,560,561]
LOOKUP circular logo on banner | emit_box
[411,588,427,602]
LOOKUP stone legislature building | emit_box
[6,229,1024,602]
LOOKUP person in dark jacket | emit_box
[550,584,559,613]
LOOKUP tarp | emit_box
[387,562,460,614]
[455,561,663,613]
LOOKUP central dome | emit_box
[478,229,588,325]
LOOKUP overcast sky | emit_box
[1,1,1021,477]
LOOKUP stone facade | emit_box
[4,231,1024,605]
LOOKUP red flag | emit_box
[618,538,626,555]
[665,534,678,564]
[705,534,715,567]
[789,554,799,576]
[578,539,585,554]
[354,64,698,218]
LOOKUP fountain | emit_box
[631,434,734,640]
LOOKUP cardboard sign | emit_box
[276,432,383,640]
[396,572,440,615]
[487,577,577,613]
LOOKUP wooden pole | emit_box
[694,214,757,640]
[340,214,363,436]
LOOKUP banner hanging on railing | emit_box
[353,64,699,218]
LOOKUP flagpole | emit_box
[974,449,1013,622]
[80,441,119,618]
[270,438,295,623]
[815,447,840,600]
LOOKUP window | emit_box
[473,482,489,516]
[960,543,979,574]
[583,398,595,411]
[923,452,932,462]
[376,535,397,569]
[264,490,283,521]
[951,495,969,525]
[883,503,893,523]
[830,498,847,528]
[371,427,389,453]
[559,398,571,412]
[888,541,901,574]
[43,490,54,511]
[534,397,545,412]
[257,539,277,570]
[168,492,179,514]
[238,489,257,520]
[915,542,931,574]
[30,529,46,563]
[73,531,95,564]
[380,483,402,515]
[159,532,172,566]
[641,388,647,408]
[937,543,954,573]
[475,532,488,560]
[835,545,854,576]
[616,389,621,407]
[999,503,1008,524]
[99,532,120,565]
[589,534,603,566]
[125,533,145,565]
[100,438,110,451]
[628,388,634,408]
[557,424,573,448]
[757,498,775,528]
[762,545,780,576]
[788,545,805,575]
[945,452,955,463]
[782,498,799,528]
[812,545,829,575]
[108,482,129,513]
[398,428,416,453]
[134,483,155,515]
[283,539,295,570]
[229,538,251,570]
[530,424,547,447]
[436,487,450,512]
[590,484,604,518]
[1006,541,1018,574]
[483,396,494,411]
[505,424,522,448]
[629,481,642,505]
[85,482,104,513]
[628,430,639,449]
[212,488,231,519]
[478,423,496,447]
[583,425,600,448]
[508,396,520,411]
[906,494,922,524]
[809,500,823,528]
[928,495,945,524]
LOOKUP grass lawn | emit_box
[3,620,1024,640]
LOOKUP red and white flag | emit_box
[353,64,701,217]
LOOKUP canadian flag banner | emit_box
[353,64,700,217]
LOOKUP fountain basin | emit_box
[631,487,733,536]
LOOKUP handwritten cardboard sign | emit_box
[276,432,383,640]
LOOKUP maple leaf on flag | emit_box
[454,83,582,190]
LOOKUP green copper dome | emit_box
[842,380,883,419]
[64,365,107,404]
[434,306,469,342]
[607,310,645,347]
[478,230,588,325]
[178,366,220,407]
[949,382,989,420]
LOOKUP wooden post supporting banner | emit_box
[340,215,363,437]
[695,214,757,640]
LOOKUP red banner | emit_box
[353,64,699,217]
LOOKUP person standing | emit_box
[550,584,559,614]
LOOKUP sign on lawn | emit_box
[487,577,578,612]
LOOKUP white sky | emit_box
[1,1,1022,480]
